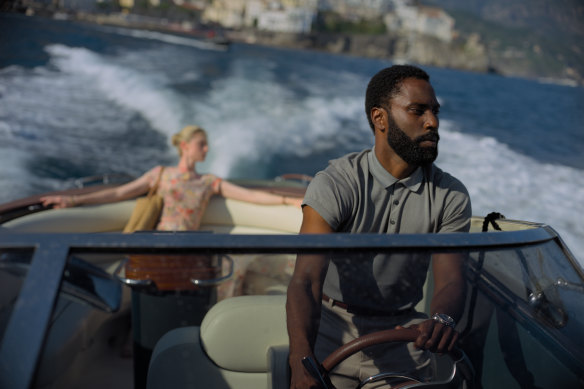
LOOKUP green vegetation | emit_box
[313,11,386,35]
[448,9,583,80]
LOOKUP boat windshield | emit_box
[0,229,583,389]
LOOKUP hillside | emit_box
[422,0,584,85]
[230,1,583,85]
[423,0,583,37]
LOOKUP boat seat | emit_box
[1,196,302,234]
[1,200,136,233]
[147,295,290,389]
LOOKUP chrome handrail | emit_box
[191,255,234,287]
[112,258,154,289]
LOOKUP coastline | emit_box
[74,11,494,75]
[6,9,582,87]
[78,12,584,87]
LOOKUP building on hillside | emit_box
[318,0,393,19]
[256,6,315,33]
[202,0,248,28]
[203,0,317,33]
[385,3,454,42]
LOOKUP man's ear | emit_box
[371,107,386,133]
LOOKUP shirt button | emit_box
[390,219,396,225]
[393,200,399,205]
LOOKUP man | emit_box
[286,64,472,388]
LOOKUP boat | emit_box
[0,175,583,389]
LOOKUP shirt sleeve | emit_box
[439,179,472,233]
[302,170,351,231]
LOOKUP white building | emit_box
[256,7,315,33]
[202,0,453,40]
[318,0,394,12]
[202,0,248,28]
[203,0,317,33]
[385,3,454,42]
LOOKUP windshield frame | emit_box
[0,224,581,389]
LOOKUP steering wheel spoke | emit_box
[357,372,422,389]
[321,328,474,389]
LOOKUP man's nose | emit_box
[424,112,439,130]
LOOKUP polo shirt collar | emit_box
[368,148,424,192]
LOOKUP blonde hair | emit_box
[171,125,207,156]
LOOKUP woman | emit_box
[40,125,302,220]
[41,125,303,298]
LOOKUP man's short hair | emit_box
[365,64,430,133]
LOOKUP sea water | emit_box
[1,14,583,264]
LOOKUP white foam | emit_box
[438,120,584,263]
[45,44,184,139]
[186,60,370,177]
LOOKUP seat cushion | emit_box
[200,295,288,372]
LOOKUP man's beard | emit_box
[386,115,439,166]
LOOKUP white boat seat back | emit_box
[147,295,290,389]
[201,197,301,234]
[1,200,135,232]
[2,197,301,234]
[200,295,289,372]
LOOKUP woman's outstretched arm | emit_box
[219,180,303,207]
[40,167,158,208]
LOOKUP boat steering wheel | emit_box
[319,328,474,389]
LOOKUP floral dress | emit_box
[140,165,294,300]
[143,166,221,231]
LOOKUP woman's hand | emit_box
[40,195,77,209]
[284,196,303,208]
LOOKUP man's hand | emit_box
[289,355,330,389]
[398,319,459,354]
[419,252,466,354]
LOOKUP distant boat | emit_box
[70,13,232,51]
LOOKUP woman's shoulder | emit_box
[151,165,167,177]
[142,165,166,174]
[200,173,223,193]
[137,165,168,185]
[201,172,219,180]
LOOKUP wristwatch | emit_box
[432,313,456,328]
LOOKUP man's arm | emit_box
[286,205,333,389]
[413,253,466,353]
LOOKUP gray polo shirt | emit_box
[303,149,471,311]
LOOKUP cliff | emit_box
[227,29,493,74]
[422,0,584,86]
[226,22,581,86]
